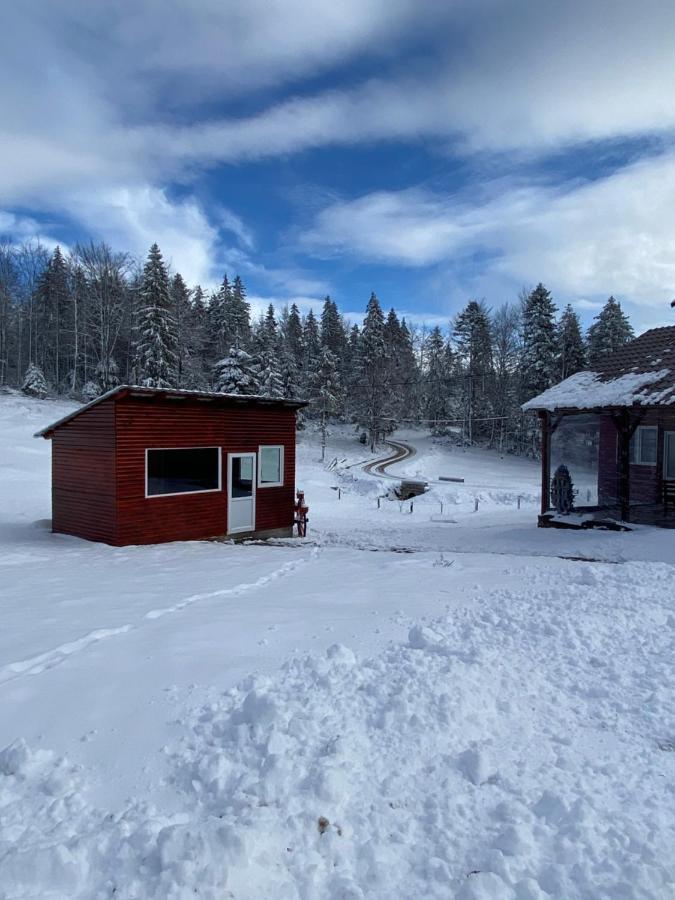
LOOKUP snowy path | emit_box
[0,557,306,686]
[362,439,416,478]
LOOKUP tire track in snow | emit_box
[0,557,308,687]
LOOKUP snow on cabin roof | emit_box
[34,385,309,438]
[523,325,675,412]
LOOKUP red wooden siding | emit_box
[598,411,675,511]
[51,400,117,544]
[113,397,296,545]
[47,393,299,546]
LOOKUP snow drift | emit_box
[2,560,673,899]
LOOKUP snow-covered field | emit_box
[0,393,673,899]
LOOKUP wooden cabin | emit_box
[523,326,675,528]
[35,386,308,546]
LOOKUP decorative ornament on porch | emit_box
[550,464,575,515]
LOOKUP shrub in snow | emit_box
[81,380,102,402]
[550,464,575,514]
[21,363,49,399]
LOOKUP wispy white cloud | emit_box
[300,150,675,319]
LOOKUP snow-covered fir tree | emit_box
[557,304,586,379]
[520,283,557,401]
[423,326,451,430]
[357,292,392,450]
[213,347,259,395]
[303,309,321,376]
[133,244,177,388]
[587,296,634,365]
[309,346,342,461]
[170,273,193,387]
[256,349,285,398]
[454,300,494,443]
[320,296,346,356]
[21,362,48,398]
[229,276,251,348]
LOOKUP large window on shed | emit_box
[630,426,658,465]
[146,447,221,497]
[258,445,284,487]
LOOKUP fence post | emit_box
[517,495,521,510]
[474,497,479,512]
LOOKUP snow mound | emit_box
[2,565,673,899]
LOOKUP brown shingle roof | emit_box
[524,326,675,411]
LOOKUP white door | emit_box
[227,453,256,534]
[665,432,675,481]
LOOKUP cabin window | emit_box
[146,447,221,497]
[665,432,675,480]
[258,445,284,487]
[629,426,658,465]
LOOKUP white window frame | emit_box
[257,444,284,488]
[145,446,222,499]
[629,426,658,466]
[664,432,675,481]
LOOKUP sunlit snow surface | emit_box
[0,392,673,899]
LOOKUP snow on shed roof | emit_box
[523,326,675,412]
[35,385,309,438]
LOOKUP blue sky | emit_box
[2,0,675,331]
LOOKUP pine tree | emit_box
[492,303,522,452]
[454,301,494,444]
[213,347,259,394]
[283,303,304,366]
[170,273,193,387]
[357,292,391,450]
[134,244,177,388]
[258,304,279,353]
[309,346,342,461]
[256,348,285,398]
[520,283,557,401]
[230,276,251,348]
[36,246,70,389]
[209,274,232,360]
[557,304,586,379]
[22,362,48,398]
[587,296,634,365]
[423,326,452,430]
[320,296,346,356]
[302,310,321,387]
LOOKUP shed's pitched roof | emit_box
[35,385,309,438]
[523,326,675,412]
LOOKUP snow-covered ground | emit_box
[0,394,673,899]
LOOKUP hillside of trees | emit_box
[1,240,635,453]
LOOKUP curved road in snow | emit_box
[362,439,417,480]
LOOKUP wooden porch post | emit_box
[539,410,550,516]
[615,410,632,522]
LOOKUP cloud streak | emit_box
[300,150,675,313]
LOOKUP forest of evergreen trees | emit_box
[0,239,636,453]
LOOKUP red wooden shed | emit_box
[35,386,308,546]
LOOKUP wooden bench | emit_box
[663,480,675,512]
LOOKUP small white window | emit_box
[258,445,284,487]
[630,426,658,465]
